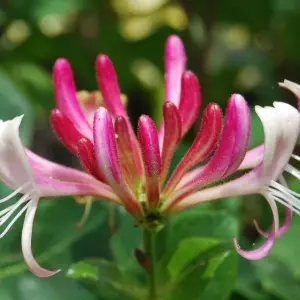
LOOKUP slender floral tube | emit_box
[178,71,202,137]
[160,102,182,185]
[164,35,186,107]
[138,115,162,209]
[158,35,186,147]
[77,137,106,182]
[50,109,85,155]
[94,108,143,216]
[163,103,222,197]
[53,58,92,140]
[96,54,144,176]
[115,116,140,190]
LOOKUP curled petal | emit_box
[138,115,161,208]
[254,176,293,238]
[53,59,92,139]
[77,138,106,182]
[22,198,60,277]
[279,80,300,111]
[94,108,142,215]
[253,207,292,238]
[96,54,143,176]
[115,116,140,189]
[233,227,275,260]
[160,102,182,185]
[51,109,85,154]
[179,71,201,137]
[233,194,278,260]
[163,103,222,196]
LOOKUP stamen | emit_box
[270,194,300,215]
[285,164,300,180]
[291,154,300,161]
[0,194,31,226]
[0,182,31,204]
[0,201,31,239]
[270,181,300,198]
[267,184,300,215]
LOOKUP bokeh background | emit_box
[0,0,300,299]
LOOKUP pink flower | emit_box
[50,35,251,228]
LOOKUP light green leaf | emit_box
[167,237,221,280]
[67,261,99,281]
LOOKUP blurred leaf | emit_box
[249,110,264,147]
[160,209,239,299]
[235,259,273,300]
[167,237,221,280]
[254,257,300,300]
[166,209,239,250]
[67,261,99,281]
[167,248,237,300]
[0,199,107,278]
[110,213,141,271]
[69,259,145,300]
[0,272,96,300]
[0,70,34,145]
[6,63,54,110]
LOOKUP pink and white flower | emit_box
[1,35,299,276]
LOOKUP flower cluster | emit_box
[0,35,299,277]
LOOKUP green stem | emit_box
[143,229,158,300]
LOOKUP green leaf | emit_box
[0,199,107,279]
[167,237,221,280]
[110,213,141,270]
[69,259,145,300]
[160,209,239,299]
[166,209,239,251]
[199,251,238,300]
[254,257,300,300]
[167,248,238,300]
[67,261,99,281]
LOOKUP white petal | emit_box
[254,106,281,180]
[272,102,300,178]
[279,80,300,98]
[0,116,35,190]
[21,197,60,278]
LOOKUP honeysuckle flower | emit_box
[172,102,300,259]
[0,116,118,277]
[2,32,299,276]
[48,34,250,231]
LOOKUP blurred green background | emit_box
[0,0,300,299]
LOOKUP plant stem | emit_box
[143,229,158,300]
